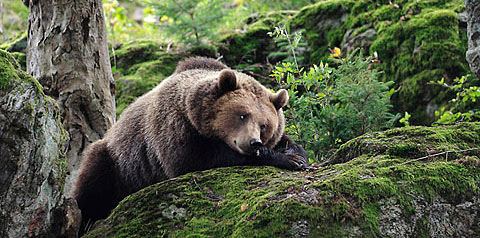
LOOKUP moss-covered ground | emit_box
[85,122,480,237]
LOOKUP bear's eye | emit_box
[260,124,267,131]
[240,114,249,121]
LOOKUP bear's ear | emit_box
[271,89,289,110]
[218,69,237,93]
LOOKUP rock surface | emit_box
[466,0,480,78]
[85,122,480,237]
[0,50,80,238]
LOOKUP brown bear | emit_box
[73,57,308,231]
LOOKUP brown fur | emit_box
[174,57,228,73]
[73,57,308,233]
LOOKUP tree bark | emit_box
[25,0,115,195]
[466,0,480,78]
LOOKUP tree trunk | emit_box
[466,0,480,78]
[25,0,115,196]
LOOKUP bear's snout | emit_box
[250,139,262,148]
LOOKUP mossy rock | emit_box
[112,40,168,75]
[10,52,26,72]
[219,10,298,67]
[329,122,480,165]
[0,32,27,54]
[289,0,470,124]
[115,74,162,118]
[218,11,299,87]
[0,49,74,237]
[0,32,27,72]
[85,123,480,237]
[0,49,38,92]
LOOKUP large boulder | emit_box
[85,122,479,237]
[0,50,80,237]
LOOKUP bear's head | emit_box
[186,69,288,156]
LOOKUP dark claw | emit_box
[285,153,308,170]
[256,146,308,171]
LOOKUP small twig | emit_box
[388,147,480,169]
[283,27,299,73]
[426,82,452,89]
[192,177,201,190]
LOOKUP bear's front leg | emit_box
[258,134,309,170]
[254,145,308,170]
[250,133,308,170]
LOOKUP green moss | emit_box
[334,122,480,162]
[87,167,311,237]
[112,40,183,117]
[52,92,70,191]
[86,123,480,237]
[115,75,158,117]
[0,32,27,53]
[289,0,469,124]
[10,52,26,71]
[113,40,167,74]
[0,49,42,94]
[414,217,430,238]
[132,53,182,79]
[220,27,272,66]
[289,0,353,64]
[219,11,296,66]
[0,50,21,91]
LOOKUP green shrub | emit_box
[269,26,398,162]
[431,75,480,124]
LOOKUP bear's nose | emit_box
[250,139,263,148]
